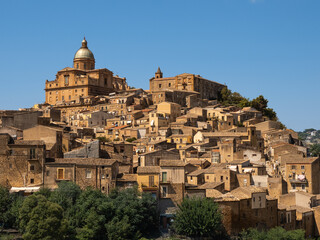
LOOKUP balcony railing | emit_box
[140,182,158,190]
[290,178,307,184]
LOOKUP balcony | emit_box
[289,174,307,184]
[289,178,307,184]
[55,178,72,182]
[159,179,171,185]
[140,182,158,191]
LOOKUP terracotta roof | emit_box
[119,165,131,174]
[47,158,117,166]
[230,186,267,200]
[214,193,240,202]
[285,157,319,164]
[142,108,153,112]
[114,125,129,130]
[188,169,205,176]
[160,160,185,167]
[137,166,160,174]
[199,182,224,189]
[14,140,45,145]
[206,189,224,198]
[186,159,210,166]
[117,174,137,182]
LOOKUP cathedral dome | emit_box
[74,38,95,59]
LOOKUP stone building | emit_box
[149,68,225,100]
[0,134,46,190]
[45,38,128,105]
[284,157,320,194]
[44,158,119,193]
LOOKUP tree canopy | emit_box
[218,87,278,121]
[240,227,305,240]
[173,197,225,238]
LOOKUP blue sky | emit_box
[0,0,319,131]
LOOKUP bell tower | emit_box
[155,67,163,79]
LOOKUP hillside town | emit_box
[0,38,319,238]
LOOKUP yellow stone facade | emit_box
[45,38,128,105]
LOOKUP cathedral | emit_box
[45,38,128,105]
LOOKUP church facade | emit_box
[45,38,128,105]
[149,67,225,100]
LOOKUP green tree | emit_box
[108,187,158,238]
[238,98,251,108]
[0,186,13,228]
[97,137,110,142]
[73,188,112,239]
[219,87,232,103]
[173,197,224,238]
[310,143,320,157]
[5,195,24,229]
[106,216,134,240]
[263,108,278,121]
[35,187,52,199]
[50,181,81,211]
[251,95,268,111]
[19,194,70,240]
[126,137,137,143]
[240,227,305,240]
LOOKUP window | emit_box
[280,213,285,224]
[84,63,87,69]
[9,163,12,169]
[292,183,296,189]
[30,165,35,171]
[301,165,305,170]
[86,170,92,179]
[302,184,306,190]
[64,75,69,84]
[30,179,34,184]
[30,148,36,159]
[149,176,154,187]
[62,96,64,101]
[69,95,71,100]
[120,146,125,153]
[190,176,193,181]
[291,165,296,170]
[159,84,162,88]
[286,212,291,223]
[76,63,79,69]
[46,170,50,176]
[168,83,171,87]
[220,176,223,182]
[162,172,167,183]
[207,176,209,180]
[57,168,64,180]
[161,186,168,198]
